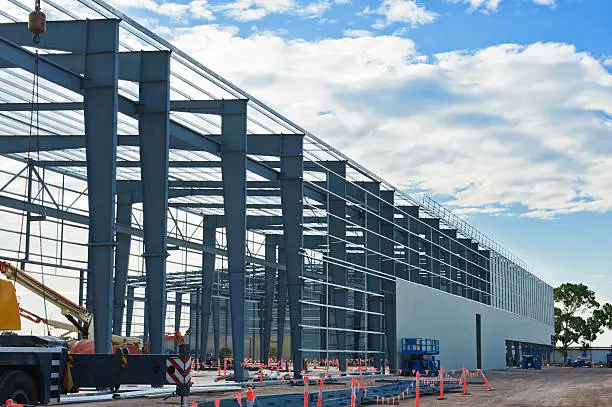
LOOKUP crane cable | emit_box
[23,0,50,335]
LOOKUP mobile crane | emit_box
[0,264,192,405]
[0,261,142,354]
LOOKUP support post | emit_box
[175,292,183,354]
[327,162,347,371]
[138,51,172,354]
[189,293,198,351]
[84,20,120,354]
[364,183,382,368]
[113,195,132,335]
[262,235,277,363]
[280,134,304,378]
[380,190,396,371]
[200,216,217,360]
[212,297,220,359]
[277,245,287,361]
[220,100,248,381]
[125,286,135,337]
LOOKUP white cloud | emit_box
[296,0,334,18]
[105,0,216,20]
[532,0,555,6]
[448,0,555,12]
[166,27,612,219]
[190,0,216,20]
[343,29,373,37]
[363,0,438,29]
[446,0,501,13]
[215,0,339,21]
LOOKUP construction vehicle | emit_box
[1,266,193,405]
[0,261,143,354]
[399,338,440,377]
[520,348,542,370]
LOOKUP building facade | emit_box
[0,0,554,378]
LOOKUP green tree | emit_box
[554,283,599,364]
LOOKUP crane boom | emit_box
[0,261,91,336]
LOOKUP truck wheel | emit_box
[0,370,38,405]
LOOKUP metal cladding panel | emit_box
[70,354,167,388]
[395,279,553,371]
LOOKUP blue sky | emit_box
[103,0,612,343]
[2,0,610,348]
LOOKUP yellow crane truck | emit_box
[0,266,192,405]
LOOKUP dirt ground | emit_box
[71,368,612,407]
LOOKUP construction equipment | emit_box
[165,331,186,346]
[1,266,192,405]
[0,261,143,353]
[399,338,440,376]
[520,348,542,370]
[0,261,91,338]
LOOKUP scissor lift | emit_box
[400,338,440,377]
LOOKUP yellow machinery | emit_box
[0,261,92,337]
[0,278,21,331]
[0,261,141,347]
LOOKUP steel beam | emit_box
[0,20,92,53]
[280,134,304,378]
[0,136,86,154]
[0,194,286,271]
[0,37,82,91]
[113,195,132,335]
[220,99,248,382]
[0,102,83,111]
[200,216,217,360]
[138,51,172,354]
[261,235,277,363]
[83,19,120,354]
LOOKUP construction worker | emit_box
[246,386,256,407]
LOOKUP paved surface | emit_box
[66,368,612,407]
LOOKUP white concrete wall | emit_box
[396,279,554,371]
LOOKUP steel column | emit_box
[200,216,217,360]
[83,20,120,354]
[113,195,132,335]
[175,292,183,336]
[212,296,220,360]
[220,100,248,381]
[189,293,199,352]
[280,135,304,378]
[125,286,135,337]
[327,162,347,371]
[138,51,171,354]
[262,234,277,363]
[362,183,382,368]
[380,190,396,371]
[277,245,287,361]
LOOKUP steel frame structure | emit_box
[0,0,552,381]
